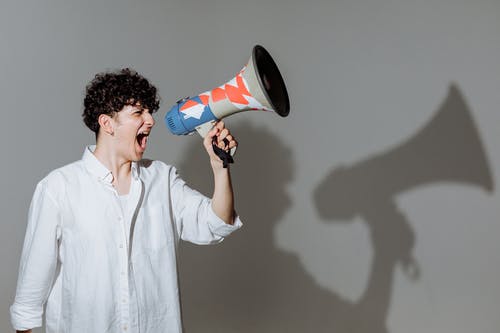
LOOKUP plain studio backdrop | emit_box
[1,0,499,332]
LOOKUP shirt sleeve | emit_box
[169,166,242,245]
[10,180,62,331]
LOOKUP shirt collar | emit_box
[82,145,140,184]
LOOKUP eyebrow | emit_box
[129,106,143,112]
[130,107,151,113]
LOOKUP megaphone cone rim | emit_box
[252,45,290,117]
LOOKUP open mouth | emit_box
[136,131,150,151]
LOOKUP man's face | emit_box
[112,104,155,161]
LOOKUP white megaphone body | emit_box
[165,45,290,140]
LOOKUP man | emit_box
[10,68,242,333]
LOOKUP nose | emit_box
[144,111,155,127]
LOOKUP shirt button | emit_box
[119,244,124,248]
[123,325,128,331]
[122,298,127,303]
[118,216,122,221]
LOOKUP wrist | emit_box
[211,160,230,174]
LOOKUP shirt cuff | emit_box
[10,303,43,331]
[207,205,243,237]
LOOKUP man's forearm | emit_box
[211,166,235,225]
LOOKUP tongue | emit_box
[137,134,148,149]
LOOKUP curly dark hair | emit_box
[82,68,161,134]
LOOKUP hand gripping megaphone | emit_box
[165,45,290,165]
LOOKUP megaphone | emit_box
[165,45,290,139]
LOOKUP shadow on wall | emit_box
[313,83,494,332]
[176,84,493,333]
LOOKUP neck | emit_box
[93,142,132,195]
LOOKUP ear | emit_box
[98,114,115,136]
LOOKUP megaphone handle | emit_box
[196,120,238,159]
[195,120,217,139]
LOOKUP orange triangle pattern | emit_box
[180,99,199,111]
[211,87,226,103]
[179,94,210,112]
[199,94,209,105]
[210,72,253,106]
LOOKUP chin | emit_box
[130,150,145,162]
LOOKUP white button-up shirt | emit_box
[10,146,242,333]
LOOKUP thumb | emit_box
[203,125,219,147]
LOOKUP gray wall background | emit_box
[1,0,499,332]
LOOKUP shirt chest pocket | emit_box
[134,204,173,253]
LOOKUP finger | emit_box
[218,138,228,149]
[218,128,229,141]
[204,133,216,151]
[228,139,237,149]
[215,120,225,131]
[204,124,217,140]
[209,125,219,137]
